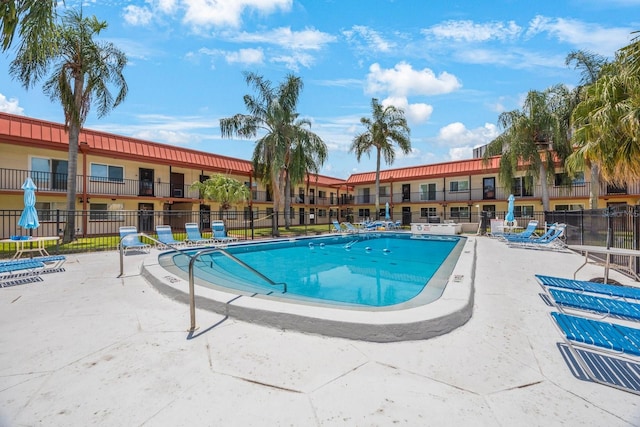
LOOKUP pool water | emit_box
[162,233,464,308]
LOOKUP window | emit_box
[358,208,370,218]
[514,205,534,217]
[318,190,326,199]
[244,181,258,200]
[31,157,68,190]
[554,172,585,186]
[449,180,469,192]
[318,209,327,217]
[89,202,124,220]
[555,204,583,211]
[91,163,124,182]
[420,183,436,201]
[379,186,388,196]
[34,202,65,221]
[512,176,533,197]
[450,206,470,219]
[420,207,437,218]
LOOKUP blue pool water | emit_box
[161,233,464,308]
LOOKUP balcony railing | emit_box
[3,167,640,205]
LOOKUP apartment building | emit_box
[2,112,639,237]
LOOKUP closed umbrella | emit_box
[18,177,40,232]
[505,194,515,223]
[385,202,390,220]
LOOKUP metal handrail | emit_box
[187,246,286,332]
[117,233,285,333]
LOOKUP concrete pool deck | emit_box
[1,236,639,425]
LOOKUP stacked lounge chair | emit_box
[506,223,566,250]
[538,273,640,395]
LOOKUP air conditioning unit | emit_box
[173,188,183,198]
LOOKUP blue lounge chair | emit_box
[119,226,151,254]
[535,274,640,301]
[551,312,640,357]
[341,222,362,233]
[507,223,566,250]
[185,223,215,246]
[551,312,640,395]
[548,288,640,321]
[212,220,238,244]
[501,220,539,241]
[155,225,185,248]
[331,220,344,233]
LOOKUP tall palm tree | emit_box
[568,33,640,186]
[565,50,607,209]
[350,98,411,219]
[284,116,327,228]
[9,9,128,243]
[483,86,573,211]
[220,72,302,236]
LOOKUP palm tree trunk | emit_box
[284,169,291,229]
[540,163,550,211]
[375,147,381,219]
[63,121,79,243]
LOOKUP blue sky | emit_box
[1,0,638,179]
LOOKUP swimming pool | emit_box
[147,232,475,342]
[159,233,464,308]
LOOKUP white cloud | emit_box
[436,122,500,160]
[181,0,292,28]
[343,25,396,53]
[366,62,461,97]
[526,15,633,56]
[225,48,264,65]
[449,146,473,160]
[0,94,24,115]
[424,20,522,42]
[123,5,153,26]
[437,122,500,147]
[381,96,433,124]
[230,27,336,50]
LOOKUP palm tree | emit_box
[569,34,640,186]
[221,72,312,236]
[190,174,250,213]
[483,86,573,211]
[9,9,128,243]
[565,50,607,209]
[283,116,327,228]
[350,98,411,218]
[1,0,57,53]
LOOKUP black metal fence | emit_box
[3,207,640,267]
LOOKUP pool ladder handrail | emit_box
[118,233,286,333]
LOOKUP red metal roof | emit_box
[346,157,502,184]
[0,112,253,175]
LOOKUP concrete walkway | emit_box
[1,236,639,426]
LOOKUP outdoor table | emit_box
[568,244,640,283]
[0,236,60,259]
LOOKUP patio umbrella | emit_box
[505,194,515,223]
[18,177,40,232]
[385,202,390,220]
